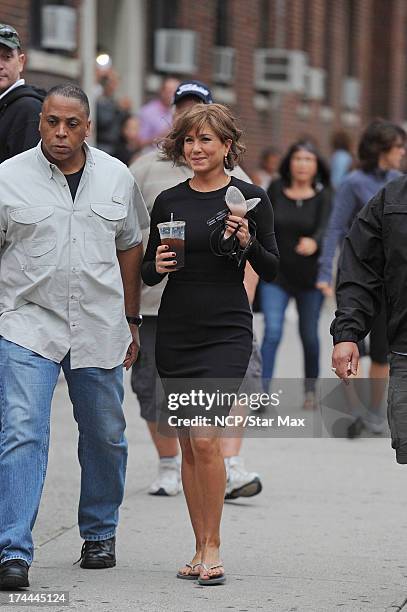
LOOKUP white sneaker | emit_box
[149,457,182,496]
[224,456,262,500]
[364,412,388,435]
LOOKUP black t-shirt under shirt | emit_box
[65,166,85,201]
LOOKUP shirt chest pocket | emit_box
[9,206,56,267]
[383,204,407,242]
[85,198,127,264]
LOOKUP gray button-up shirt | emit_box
[0,142,149,369]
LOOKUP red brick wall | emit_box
[357,0,373,129]
[178,0,214,84]
[3,0,406,172]
[388,0,407,122]
[174,0,382,171]
[231,0,267,175]
[287,0,304,50]
[0,0,80,89]
[0,0,31,48]
[370,0,392,118]
[174,0,397,172]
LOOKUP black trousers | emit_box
[388,353,407,464]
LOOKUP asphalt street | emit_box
[3,299,407,612]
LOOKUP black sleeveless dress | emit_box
[141,177,279,421]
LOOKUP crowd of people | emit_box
[95,72,180,165]
[1,21,407,592]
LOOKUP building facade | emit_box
[1,0,406,170]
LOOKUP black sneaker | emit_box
[0,560,29,590]
[347,416,365,439]
[76,537,116,569]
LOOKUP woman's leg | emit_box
[260,282,290,391]
[190,428,226,580]
[296,289,324,392]
[177,432,205,575]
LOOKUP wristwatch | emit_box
[126,314,143,327]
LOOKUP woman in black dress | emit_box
[142,104,279,585]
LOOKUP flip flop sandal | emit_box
[176,562,202,580]
[198,562,226,586]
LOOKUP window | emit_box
[323,0,333,105]
[258,0,271,48]
[147,0,179,72]
[215,0,231,47]
[301,0,312,55]
[346,0,358,77]
[30,0,75,55]
[150,0,179,30]
[213,0,234,84]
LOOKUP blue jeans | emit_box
[0,338,127,566]
[260,282,324,392]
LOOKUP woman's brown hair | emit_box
[159,103,246,169]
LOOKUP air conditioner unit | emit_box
[304,67,326,101]
[155,29,197,74]
[254,49,307,92]
[213,47,235,84]
[342,76,360,110]
[41,5,77,52]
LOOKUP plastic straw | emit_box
[170,213,174,238]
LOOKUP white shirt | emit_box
[0,78,25,100]
[0,141,149,368]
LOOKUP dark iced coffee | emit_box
[157,220,186,271]
[161,237,185,270]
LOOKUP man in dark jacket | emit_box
[0,24,44,163]
[331,174,407,464]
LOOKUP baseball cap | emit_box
[173,80,213,105]
[0,24,21,50]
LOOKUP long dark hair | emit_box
[358,120,406,172]
[279,141,330,189]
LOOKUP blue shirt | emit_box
[330,149,353,190]
[317,168,400,284]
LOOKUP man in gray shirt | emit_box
[0,84,147,589]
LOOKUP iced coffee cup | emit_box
[157,220,185,270]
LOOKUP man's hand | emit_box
[332,342,359,383]
[117,244,142,366]
[123,324,140,370]
[316,281,334,297]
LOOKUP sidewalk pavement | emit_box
[4,301,407,611]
